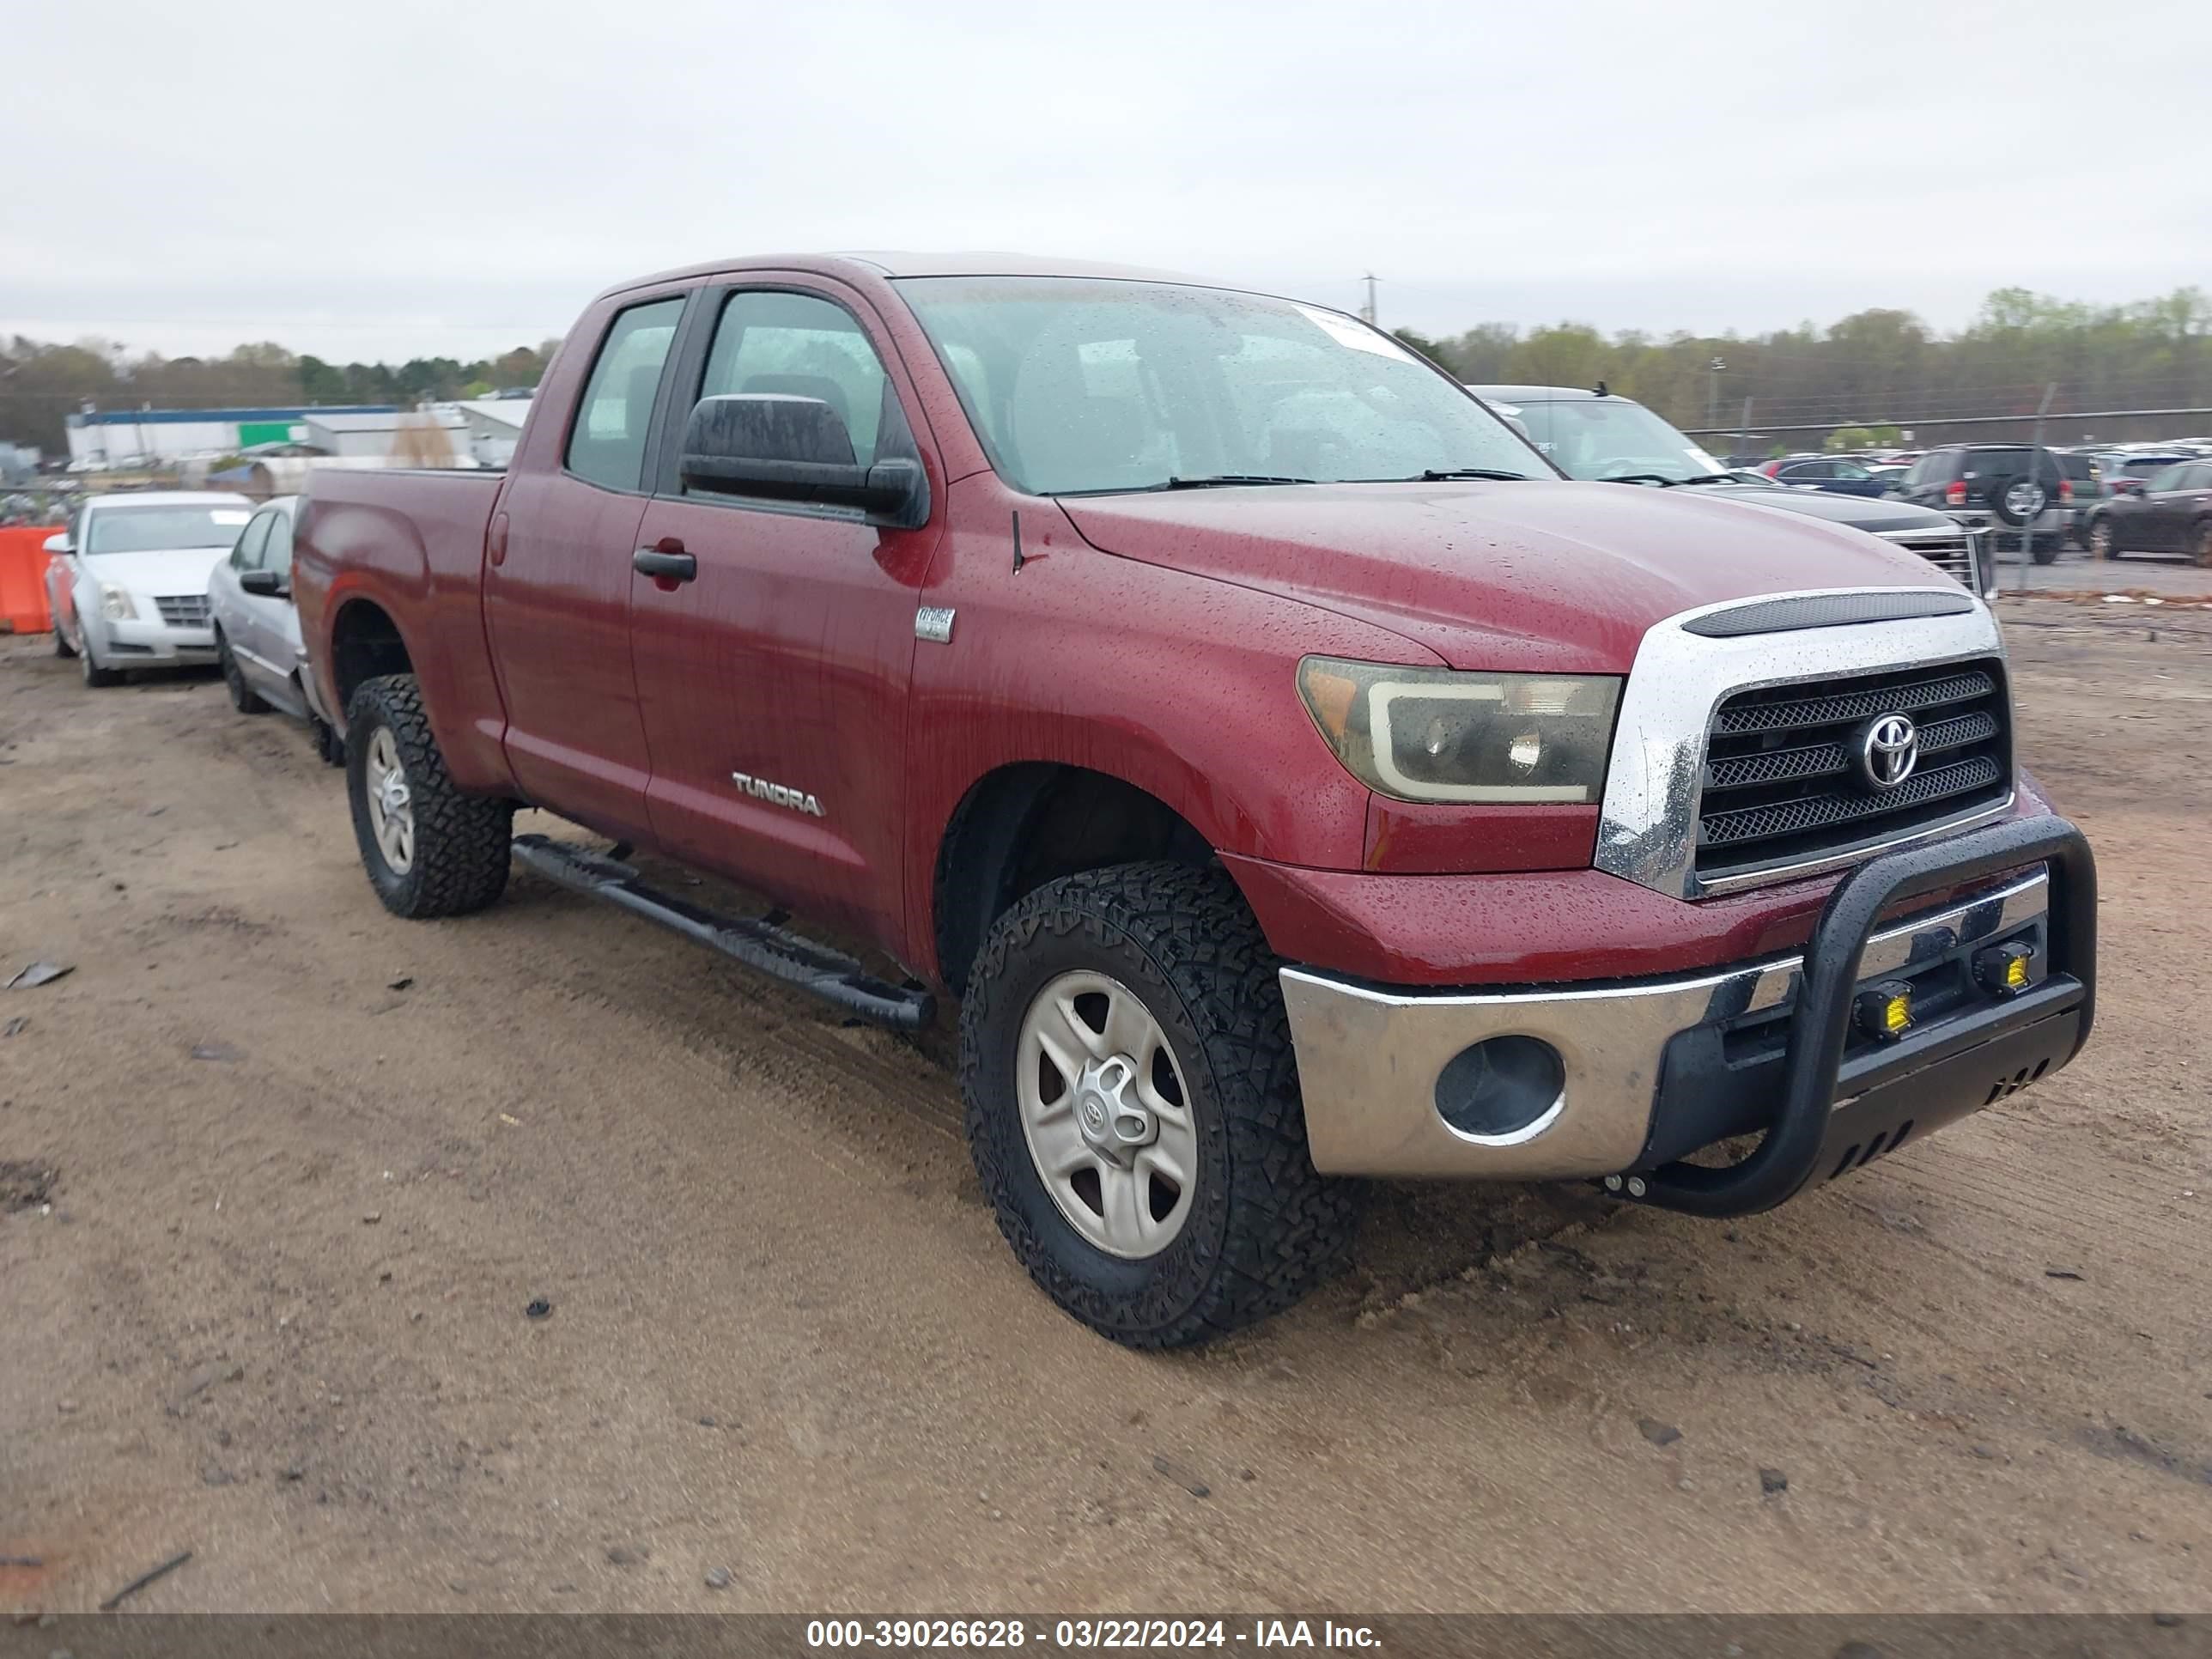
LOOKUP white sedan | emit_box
[45,491,256,687]
[205,495,343,763]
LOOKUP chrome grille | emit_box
[1697,659,2011,880]
[1875,526,1980,591]
[155,595,210,628]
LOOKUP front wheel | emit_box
[80,634,123,689]
[959,861,1358,1347]
[218,629,270,714]
[345,673,513,918]
[2089,518,2119,561]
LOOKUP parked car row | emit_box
[1468,386,1994,594]
[41,489,343,759]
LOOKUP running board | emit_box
[511,834,935,1032]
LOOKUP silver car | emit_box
[45,491,255,685]
[205,495,343,764]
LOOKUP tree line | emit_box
[1394,286,2210,449]
[0,337,562,455]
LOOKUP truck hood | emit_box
[1054,481,1952,673]
[1681,483,1958,533]
[79,547,229,597]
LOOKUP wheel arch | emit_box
[931,762,1225,998]
[328,596,416,716]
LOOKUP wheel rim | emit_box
[2092,522,2112,558]
[1016,969,1197,1260]
[364,726,416,874]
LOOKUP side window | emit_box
[264,510,295,581]
[232,512,273,570]
[696,290,893,468]
[565,296,686,491]
[1902,456,1932,488]
[2147,465,2187,493]
[1833,461,1871,479]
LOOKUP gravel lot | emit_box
[2,600,2208,1614]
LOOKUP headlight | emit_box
[99,582,137,621]
[1297,657,1621,804]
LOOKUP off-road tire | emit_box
[345,673,512,919]
[309,709,346,768]
[53,623,75,659]
[217,629,270,714]
[960,860,1358,1347]
[80,637,123,688]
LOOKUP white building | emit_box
[302,409,471,463]
[65,405,398,467]
[453,398,532,467]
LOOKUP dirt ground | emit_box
[2,599,2208,1616]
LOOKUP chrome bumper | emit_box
[1279,870,2051,1181]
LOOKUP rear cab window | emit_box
[565,297,687,491]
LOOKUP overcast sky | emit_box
[6,0,2209,363]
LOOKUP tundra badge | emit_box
[732,772,826,818]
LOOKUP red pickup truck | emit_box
[295,253,2095,1347]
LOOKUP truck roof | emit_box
[599,251,1225,302]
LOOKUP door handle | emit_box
[633,544,696,583]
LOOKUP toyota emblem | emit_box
[1858,714,1919,790]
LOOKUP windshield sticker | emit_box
[1293,304,1418,362]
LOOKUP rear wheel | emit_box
[308,709,346,768]
[2194,520,2212,569]
[345,673,512,918]
[217,629,270,714]
[959,860,1358,1347]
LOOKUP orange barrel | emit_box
[0,524,61,635]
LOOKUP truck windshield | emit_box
[85,505,252,555]
[1481,395,1723,483]
[896,276,1550,495]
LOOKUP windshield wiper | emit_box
[1417,467,1529,482]
[1597,472,1685,487]
[1158,474,1316,489]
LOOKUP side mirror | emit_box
[678,394,927,529]
[240,568,289,599]
[43,533,69,556]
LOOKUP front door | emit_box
[485,291,690,842]
[627,280,943,941]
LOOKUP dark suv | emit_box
[1895,444,2070,560]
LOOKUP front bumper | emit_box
[1279,816,2095,1216]
[98,616,216,661]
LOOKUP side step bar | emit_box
[511,835,935,1032]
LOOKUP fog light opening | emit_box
[1434,1035,1565,1144]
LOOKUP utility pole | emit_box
[1360,273,1380,326]
[1708,356,1727,431]
[1738,395,1753,462]
[2016,382,2057,592]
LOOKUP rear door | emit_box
[626,276,944,939]
[2137,464,2196,550]
[484,289,692,842]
